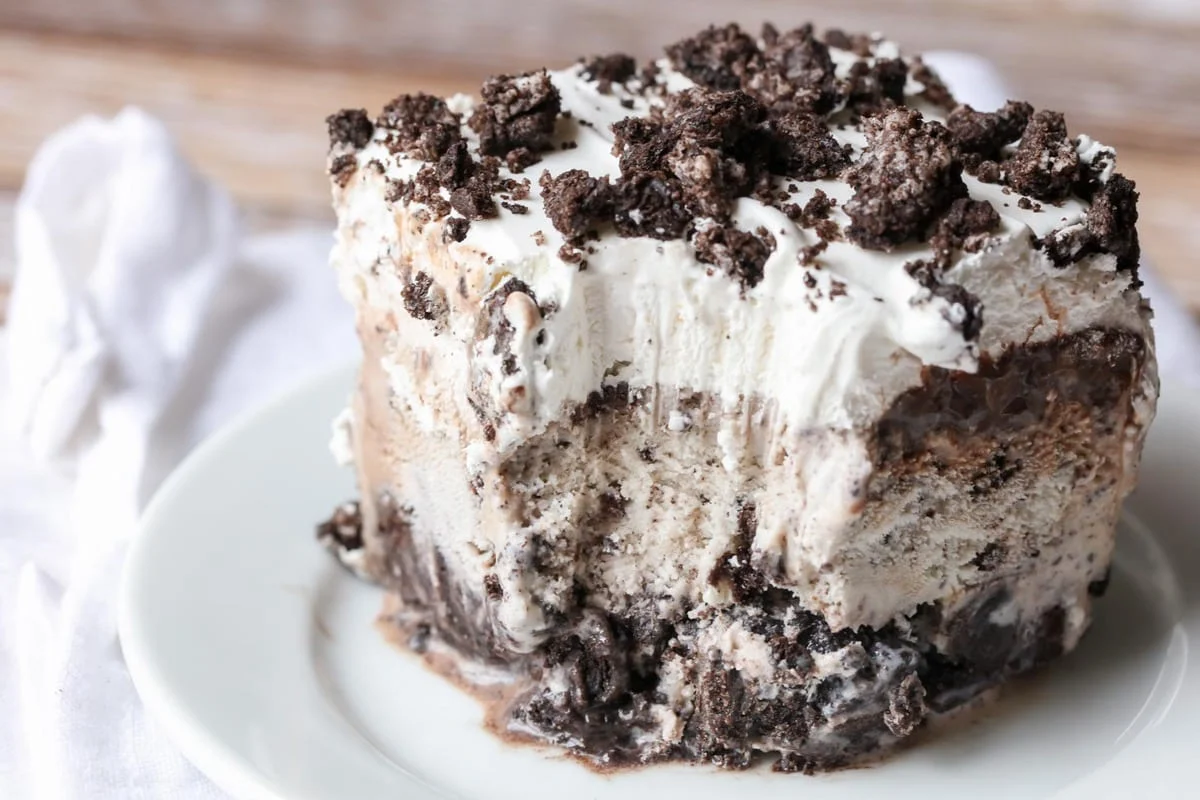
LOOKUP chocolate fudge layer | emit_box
[319,23,1157,772]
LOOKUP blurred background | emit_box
[0,0,1198,317]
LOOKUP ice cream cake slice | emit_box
[318,23,1157,772]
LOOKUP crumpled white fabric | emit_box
[0,59,1198,800]
[0,109,355,799]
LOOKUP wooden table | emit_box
[2,1,1197,311]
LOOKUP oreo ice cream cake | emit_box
[318,23,1157,773]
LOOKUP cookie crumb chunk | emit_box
[378,93,463,161]
[930,197,1001,265]
[580,53,638,93]
[844,107,967,251]
[693,225,775,289]
[1006,110,1079,202]
[540,169,615,244]
[326,108,374,150]
[470,71,563,165]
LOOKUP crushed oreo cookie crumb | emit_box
[443,216,470,243]
[401,271,449,322]
[693,225,774,288]
[909,58,956,110]
[665,23,759,91]
[470,71,562,164]
[540,169,614,244]
[326,108,375,150]
[946,101,1031,160]
[581,53,638,93]
[845,107,967,250]
[329,153,357,187]
[769,110,850,180]
[378,93,463,161]
[1006,110,1079,202]
[930,197,1001,265]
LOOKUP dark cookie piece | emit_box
[693,225,774,289]
[748,24,838,113]
[443,216,470,243]
[1085,173,1140,273]
[612,174,692,240]
[946,101,1032,160]
[823,28,874,57]
[450,181,499,220]
[1040,172,1141,279]
[843,57,909,114]
[708,501,766,602]
[845,107,967,250]
[909,58,956,111]
[611,90,773,225]
[666,92,773,217]
[580,53,638,93]
[378,93,463,161]
[401,271,449,323]
[768,110,850,180]
[326,108,374,150]
[316,501,368,578]
[435,139,476,187]
[476,277,540,376]
[1006,110,1079,202]
[611,116,675,178]
[665,22,760,91]
[929,197,1001,265]
[470,71,562,162]
[906,258,984,340]
[539,169,615,244]
[328,154,358,187]
[409,165,452,218]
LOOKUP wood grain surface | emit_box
[0,3,1197,314]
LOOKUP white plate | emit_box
[119,365,1199,800]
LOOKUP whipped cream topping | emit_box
[332,47,1149,460]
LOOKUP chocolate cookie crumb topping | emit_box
[506,147,539,173]
[1006,110,1079,202]
[946,101,1032,160]
[906,258,984,340]
[470,71,563,164]
[540,169,615,244]
[581,53,638,93]
[612,174,692,240]
[769,110,850,180]
[909,58,956,110]
[326,108,374,150]
[402,271,449,322]
[823,28,874,57]
[378,93,463,161]
[845,107,967,250]
[1086,173,1141,274]
[750,24,838,113]
[443,216,470,243]
[329,154,357,187]
[930,197,1001,265]
[843,58,909,114]
[693,225,774,289]
[665,23,759,91]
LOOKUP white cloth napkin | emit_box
[1,60,1198,800]
[0,111,355,799]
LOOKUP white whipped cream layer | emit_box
[332,52,1150,459]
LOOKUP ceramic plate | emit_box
[119,365,1199,799]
